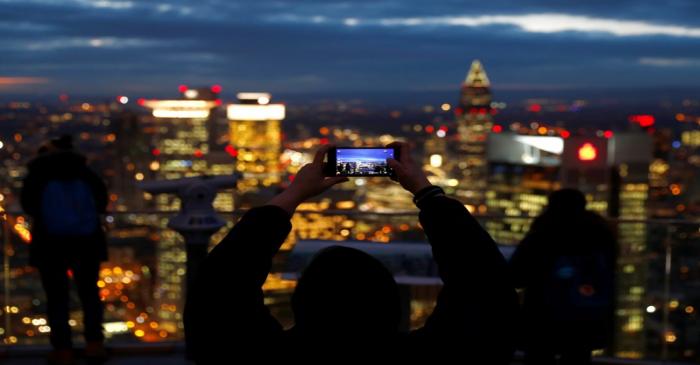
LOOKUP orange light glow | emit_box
[578,143,598,161]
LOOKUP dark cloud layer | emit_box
[1,0,700,99]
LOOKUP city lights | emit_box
[430,154,443,168]
[0,39,698,362]
[143,99,218,119]
[184,89,199,99]
[152,109,210,118]
[629,114,655,127]
[577,143,598,161]
[227,104,285,121]
[515,135,564,154]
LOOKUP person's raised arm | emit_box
[185,145,347,361]
[387,142,517,359]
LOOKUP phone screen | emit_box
[333,148,395,177]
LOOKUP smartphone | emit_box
[324,147,399,177]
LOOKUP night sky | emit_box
[2,0,700,100]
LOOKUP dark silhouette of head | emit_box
[546,189,586,215]
[291,246,400,337]
[50,135,74,151]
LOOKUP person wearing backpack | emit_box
[21,136,109,365]
[509,189,617,365]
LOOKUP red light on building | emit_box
[225,145,238,158]
[629,114,655,127]
[491,125,503,133]
[151,148,161,156]
[319,138,329,145]
[178,85,188,93]
[578,143,598,161]
[438,125,448,132]
[194,149,204,158]
[211,84,222,93]
[425,125,435,133]
[603,130,614,139]
[59,93,69,102]
[215,99,222,106]
[137,98,146,106]
[529,104,542,113]
[454,107,463,116]
[560,130,571,139]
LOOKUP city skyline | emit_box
[2,0,700,100]
[1,2,700,361]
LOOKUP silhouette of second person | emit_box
[510,189,617,365]
[185,142,518,362]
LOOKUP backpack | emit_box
[545,251,614,323]
[41,179,99,236]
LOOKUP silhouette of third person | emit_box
[21,136,108,365]
[185,142,518,362]
[510,189,617,365]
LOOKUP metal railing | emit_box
[1,209,699,363]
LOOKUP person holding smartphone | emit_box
[185,142,517,362]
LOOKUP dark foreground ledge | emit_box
[0,343,692,365]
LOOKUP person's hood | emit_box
[28,151,87,178]
[291,245,401,336]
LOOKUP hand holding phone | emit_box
[385,142,432,194]
[270,145,348,215]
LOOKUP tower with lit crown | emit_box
[455,60,493,206]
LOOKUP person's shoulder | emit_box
[581,211,612,230]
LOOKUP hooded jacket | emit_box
[185,195,518,362]
[510,204,617,350]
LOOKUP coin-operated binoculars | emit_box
[138,175,237,293]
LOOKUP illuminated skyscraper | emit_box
[139,89,228,338]
[485,133,564,243]
[455,60,493,206]
[227,93,285,204]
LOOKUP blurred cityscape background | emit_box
[1,0,700,363]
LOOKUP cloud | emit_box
[0,77,50,90]
[0,0,133,9]
[3,0,700,96]
[272,12,700,38]
[639,57,700,67]
[18,37,165,51]
[0,77,49,85]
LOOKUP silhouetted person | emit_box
[510,189,616,365]
[185,143,518,362]
[21,136,108,365]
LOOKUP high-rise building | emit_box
[485,133,564,243]
[227,92,285,207]
[139,90,228,338]
[455,60,493,206]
